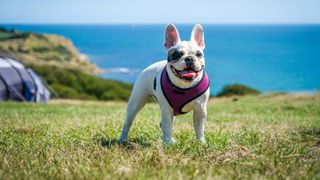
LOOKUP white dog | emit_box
[119,24,210,144]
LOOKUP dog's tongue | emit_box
[181,70,196,78]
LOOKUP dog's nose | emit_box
[185,56,195,68]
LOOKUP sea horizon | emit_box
[2,22,320,25]
[1,24,320,95]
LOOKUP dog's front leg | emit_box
[193,105,207,143]
[160,107,175,144]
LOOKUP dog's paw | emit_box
[118,139,128,145]
[198,137,206,144]
[163,137,176,144]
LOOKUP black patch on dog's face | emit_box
[195,50,203,58]
[167,48,185,62]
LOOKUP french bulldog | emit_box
[119,24,210,144]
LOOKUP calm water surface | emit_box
[2,24,320,95]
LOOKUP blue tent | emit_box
[0,56,50,103]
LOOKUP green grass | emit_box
[0,93,320,179]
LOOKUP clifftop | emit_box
[0,28,103,74]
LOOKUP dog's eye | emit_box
[168,51,184,62]
[195,51,203,58]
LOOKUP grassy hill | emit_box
[28,64,132,101]
[0,28,102,74]
[0,27,133,101]
[0,94,319,179]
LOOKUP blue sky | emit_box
[0,0,319,24]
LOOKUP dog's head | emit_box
[164,24,205,88]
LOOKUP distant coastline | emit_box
[0,27,103,74]
[2,24,320,95]
[0,27,132,101]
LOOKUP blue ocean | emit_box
[2,24,320,95]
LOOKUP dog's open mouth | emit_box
[170,66,202,81]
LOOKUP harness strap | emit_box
[160,67,210,116]
[153,76,157,91]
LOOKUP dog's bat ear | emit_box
[191,24,205,49]
[164,23,181,49]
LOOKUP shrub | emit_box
[50,84,81,99]
[26,64,133,101]
[217,84,260,97]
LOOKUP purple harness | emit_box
[160,67,210,116]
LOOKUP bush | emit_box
[50,84,96,100]
[26,64,133,101]
[50,84,81,99]
[217,84,260,97]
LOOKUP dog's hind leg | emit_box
[119,85,149,142]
